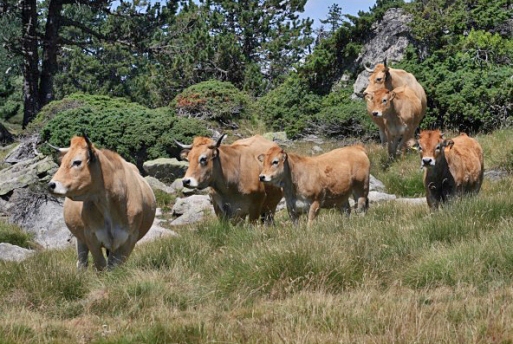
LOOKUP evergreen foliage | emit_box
[38,94,209,171]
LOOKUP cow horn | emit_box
[364,62,375,73]
[47,142,69,154]
[383,58,387,68]
[174,139,192,149]
[215,134,227,148]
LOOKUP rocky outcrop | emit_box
[352,8,415,97]
[0,243,34,262]
[143,158,188,184]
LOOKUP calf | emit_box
[258,145,370,226]
[416,130,484,209]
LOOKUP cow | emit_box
[416,130,484,210]
[258,145,370,226]
[365,85,424,159]
[363,60,427,145]
[48,135,156,270]
[177,134,283,224]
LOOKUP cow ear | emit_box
[257,154,264,163]
[389,91,396,101]
[444,139,455,149]
[180,149,190,161]
[364,93,373,102]
[83,134,97,163]
[411,142,420,151]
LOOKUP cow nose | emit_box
[259,175,265,182]
[372,111,379,117]
[48,181,56,190]
[182,178,191,187]
[422,158,433,166]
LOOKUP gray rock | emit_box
[353,8,415,96]
[368,191,397,203]
[143,158,189,184]
[484,169,509,182]
[263,131,288,143]
[0,243,34,262]
[369,175,386,192]
[4,135,41,164]
[170,195,215,226]
[144,176,175,194]
[0,156,58,196]
[396,197,426,205]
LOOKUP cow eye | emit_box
[199,156,207,165]
[272,159,279,166]
[72,159,82,167]
[382,99,387,104]
[435,144,441,151]
[376,78,382,82]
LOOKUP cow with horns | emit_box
[176,134,283,224]
[48,135,156,270]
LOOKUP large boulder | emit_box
[0,243,34,262]
[170,195,215,226]
[143,158,189,184]
[352,8,415,97]
[0,155,58,196]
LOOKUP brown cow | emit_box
[416,130,484,209]
[48,135,156,270]
[364,60,427,144]
[178,135,283,224]
[365,86,424,159]
[258,145,370,226]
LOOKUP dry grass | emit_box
[2,129,513,343]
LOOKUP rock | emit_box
[484,169,509,182]
[369,175,386,192]
[396,197,426,205]
[0,243,34,262]
[263,131,288,143]
[0,156,58,196]
[144,176,175,194]
[143,158,189,184]
[4,135,41,164]
[368,191,397,203]
[352,8,415,97]
[170,195,215,226]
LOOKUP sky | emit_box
[302,0,377,28]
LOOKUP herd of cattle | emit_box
[46,61,484,270]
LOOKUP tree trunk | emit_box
[39,0,64,109]
[0,122,14,144]
[21,0,40,129]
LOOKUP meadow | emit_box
[2,129,513,343]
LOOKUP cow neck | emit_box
[280,152,306,197]
[88,149,121,209]
[211,145,241,192]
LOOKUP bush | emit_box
[38,93,210,171]
[171,80,255,126]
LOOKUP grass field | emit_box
[1,130,513,343]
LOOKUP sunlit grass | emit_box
[1,129,513,343]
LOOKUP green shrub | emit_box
[171,80,255,125]
[38,93,209,171]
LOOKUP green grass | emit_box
[2,130,513,343]
[0,221,35,249]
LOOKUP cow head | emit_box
[363,59,390,95]
[258,146,287,186]
[48,135,99,201]
[180,134,226,189]
[416,130,454,168]
[364,88,395,118]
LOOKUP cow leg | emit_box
[340,200,351,217]
[378,127,387,146]
[307,201,320,227]
[388,136,400,159]
[108,236,137,269]
[84,231,107,271]
[76,239,89,269]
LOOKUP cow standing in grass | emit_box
[48,135,156,270]
[178,135,283,224]
[365,85,424,159]
[416,130,484,209]
[363,60,427,145]
[258,145,370,226]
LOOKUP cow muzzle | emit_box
[422,157,435,167]
[48,180,67,195]
[259,174,271,182]
[372,111,382,117]
[182,177,199,188]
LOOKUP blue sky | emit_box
[302,0,377,28]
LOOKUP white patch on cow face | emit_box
[184,177,199,188]
[48,180,68,195]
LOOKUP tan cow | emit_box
[258,145,370,226]
[48,135,156,270]
[416,130,484,209]
[178,135,283,224]
[363,60,427,144]
[365,86,424,159]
